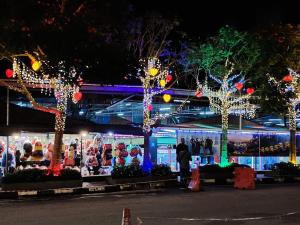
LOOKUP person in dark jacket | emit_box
[176,138,191,186]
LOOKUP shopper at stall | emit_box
[64,145,75,167]
[176,138,191,186]
[43,143,53,167]
[21,141,33,162]
[15,150,21,167]
[1,148,16,175]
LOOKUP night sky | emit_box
[0,0,300,85]
[132,0,300,37]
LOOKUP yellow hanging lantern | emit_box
[163,94,171,103]
[159,79,166,87]
[149,68,159,76]
[32,61,41,71]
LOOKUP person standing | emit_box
[176,138,191,186]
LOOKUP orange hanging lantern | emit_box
[74,92,83,102]
[234,82,243,91]
[32,61,41,71]
[5,69,13,78]
[159,79,166,87]
[246,88,255,95]
[149,68,159,76]
[283,74,293,82]
[163,94,171,103]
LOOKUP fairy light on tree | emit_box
[186,26,260,166]
[127,16,186,172]
[196,61,256,166]
[138,57,172,133]
[268,68,300,164]
[0,52,82,175]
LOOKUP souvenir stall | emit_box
[227,131,300,170]
[152,127,300,171]
[79,133,144,177]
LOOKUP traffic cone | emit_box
[121,208,131,225]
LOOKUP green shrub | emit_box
[111,165,145,179]
[2,168,48,183]
[271,162,300,177]
[151,164,172,176]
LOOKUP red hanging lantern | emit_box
[77,76,84,86]
[74,92,82,102]
[148,104,153,111]
[5,69,13,78]
[283,74,293,82]
[195,90,202,98]
[246,88,255,95]
[234,82,243,91]
[166,74,173,83]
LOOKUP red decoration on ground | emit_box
[195,90,202,98]
[283,74,293,82]
[5,69,13,78]
[166,74,173,83]
[148,104,153,111]
[74,92,82,101]
[246,88,255,95]
[234,167,255,190]
[234,82,243,91]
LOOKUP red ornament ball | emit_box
[148,104,153,111]
[283,74,293,82]
[195,90,202,98]
[246,88,255,95]
[234,82,243,91]
[5,69,13,78]
[74,92,83,102]
[166,74,173,83]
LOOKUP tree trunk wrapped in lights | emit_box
[186,26,260,166]
[128,17,187,172]
[198,70,256,166]
[0,54,82,175]
[268,68,300,165]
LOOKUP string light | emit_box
[12,57,81,132]
[196,61,256,166]
[268,68,300,164]
[268,68,300,132]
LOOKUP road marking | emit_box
[54,189,73,194]
[138,211,298,222]
[18,191,38,196]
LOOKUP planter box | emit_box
[106,175,175,185]
[1,180,82,191]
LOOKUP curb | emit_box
[0,179,178,200]
[201,176,300,185]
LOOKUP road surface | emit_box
[0,184,299,225]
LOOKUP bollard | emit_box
[188,167,200,191]
[121,208,131,225]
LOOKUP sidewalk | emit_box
[0,178,177,199]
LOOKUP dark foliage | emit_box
[271,162,300,177]
[151,164,172,176]
[111,165,145,178]
[1,168,81,183]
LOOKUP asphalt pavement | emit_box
[0,184,299,225]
